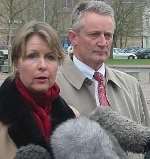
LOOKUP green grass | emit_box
[106,59,150,65]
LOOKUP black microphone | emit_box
[90,107,150,153]
[51,117,127,159]
[15,144,51,159]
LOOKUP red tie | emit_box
[94,72,110,106]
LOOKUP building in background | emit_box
[143,6,150,48]
[0,0,150,55]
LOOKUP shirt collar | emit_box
[73,55,106,79]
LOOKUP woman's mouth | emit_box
[34,77,48,83]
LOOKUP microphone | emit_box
[15,144,51,159]
[51,117,127,159]
[89,107,150,153]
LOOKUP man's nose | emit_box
[96,34,107,46]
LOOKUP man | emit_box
[57,1,150,157]
[57,0,150,123]
[57,1,150,158]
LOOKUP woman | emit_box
[0,21,75,158]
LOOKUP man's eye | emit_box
[104,33,113,39]
[88,33,100,38]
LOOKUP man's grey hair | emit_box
[71,0,115,31]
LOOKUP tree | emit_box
[0,0,31,72]
[112,0,145,48]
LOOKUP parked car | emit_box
[135,48,150,59]
[120,47,141,54]
[67,45,73,54]
[0,50,5,65]
[2,49,8,60]
[113,48,137,59]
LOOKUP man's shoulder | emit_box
[106,67,139,87]
[107,67,138,80]
[57,56,86,88]
[58,55,77,74]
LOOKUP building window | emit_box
[63,0,74,8]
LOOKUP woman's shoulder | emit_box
[0,76,16,98]
[0,76,15,90]
[0,76,15,94]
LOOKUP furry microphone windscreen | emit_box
[15,144,51,159]
[51,117,127,159]
[90,107,150,153]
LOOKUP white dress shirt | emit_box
[73,55,106,107]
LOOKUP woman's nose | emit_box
[38,58,47,69]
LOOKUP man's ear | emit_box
[68,30,78,46]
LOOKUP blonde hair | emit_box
[12,20,64,67]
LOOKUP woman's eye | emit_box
[46,53,57,60]
[26,53,38,59]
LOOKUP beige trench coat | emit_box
[57,55,150,159]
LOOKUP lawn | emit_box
[106,59,150,65]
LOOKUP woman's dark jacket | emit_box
[0,77,75,151]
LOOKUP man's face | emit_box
[69,12,114,70]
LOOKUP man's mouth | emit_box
[94,50,107,54]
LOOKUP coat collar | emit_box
[0,78,75,151]
[60,55,122,89]
[105,66,122,88]
[60,55,88,90]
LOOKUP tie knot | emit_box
[93,72,104,82]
